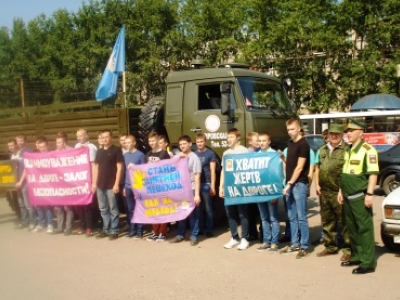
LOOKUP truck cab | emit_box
[160,65,295,158]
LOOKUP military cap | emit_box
[346,118,365,130]
[328,123,344,133]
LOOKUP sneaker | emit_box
[206,232,214,238]
[96,231,109,239]
[190,239,198,246]
[86,229,93,237]
[146,233,158,242]
[74,228,83,235]
[256,243,271,252]
[134,234,143,240]
[169,236,184,243]
[125,232,137,238]
[33,225,44,232]
[15,223,27,229]
[109,233,118,240]
[156,234,166,242]
[237,238,250,250]
[51,229,63,235]
[64,230,72,236]
[46,225,54,234]
[268,244,279,252]
[279,245,300,255]
[29,224,36,231]
[296,248,309,259]
[224,238,240,249]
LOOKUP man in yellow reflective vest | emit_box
[338,119,379,274]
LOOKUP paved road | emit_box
[0,191,399,300]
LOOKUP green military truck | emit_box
[0,63,295,221]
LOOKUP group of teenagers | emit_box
[9,116,379,274]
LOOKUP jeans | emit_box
[177,206,200,240]
[36,206,54,227]
[199,183,214,233]
[258,199,280,245]
[55,206,73,232]
[225,204,249,240]
[17,185,35,225]
[125,188,143,234]
[97,188,119,234]
[286,182,309,249]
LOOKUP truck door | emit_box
[182,81,245,157]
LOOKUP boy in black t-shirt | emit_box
[92,130,124,240]
[279,118,310,259]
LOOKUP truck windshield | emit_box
[237,77,292,113]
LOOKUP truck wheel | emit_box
[138,96,168,152]
[382,174,399,196]
[381,224,400,252]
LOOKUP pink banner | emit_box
[129,156,195,224]
[23,148,93,205]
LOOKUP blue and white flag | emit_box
[95,26,126,101]
[223,152,284,206]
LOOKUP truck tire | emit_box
[381,224,400,252]
[138,96,168,152]
[382,174,399,196]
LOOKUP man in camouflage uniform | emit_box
[338,119,379,275]
[315,124,351,261]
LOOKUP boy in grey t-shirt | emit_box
[169,135,202,246]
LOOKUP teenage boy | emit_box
[92,130,124,240]
[75,129,98,236]
[279,118,310,259]
[17,137,55,233]
[10,138,35,229]
[123,135,145,239]
[145,132,171,242]
[169,135,202,246]
[247,131,261,241]
[53,132,74,235]
[194,133,217,237]
[219,128,250,250]
[256,133,281,252]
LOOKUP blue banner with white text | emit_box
[223,152,283,206]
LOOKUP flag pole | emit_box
[122,71,127,107]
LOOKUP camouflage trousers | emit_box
[320,189,351,254]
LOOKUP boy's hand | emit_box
[194,195,201,206]
[179,153,187,158]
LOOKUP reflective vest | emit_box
[341,141,379,196]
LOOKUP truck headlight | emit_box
[385,206,400,220]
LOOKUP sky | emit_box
[0,0,86,29]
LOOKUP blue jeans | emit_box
[36,206,53,227]
[125,188,143,234]
[258,199,280,245]
[97,188,119,234]
[286,182,309,249]
[225,204,249,240]
[18,185,35,225]
[177,206,200,240]
[199,183,214,233]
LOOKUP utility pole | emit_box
[20,77,25,108]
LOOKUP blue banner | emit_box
[223,152,284,206]
[95,26,126,101]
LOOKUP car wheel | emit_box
[382,174,400,196]
[381,224,400,252]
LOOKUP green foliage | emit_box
[0,0,399,112]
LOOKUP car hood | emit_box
[383,186,400,206]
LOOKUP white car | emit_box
[381,173,400,252]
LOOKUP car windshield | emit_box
[237,77,292,113]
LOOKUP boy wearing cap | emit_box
[338,119,379,274]
[315,123,351,261]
